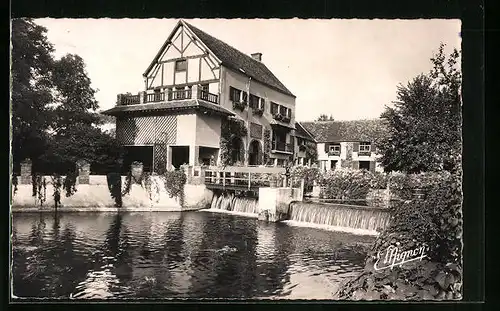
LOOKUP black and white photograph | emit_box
[10,17,465,301]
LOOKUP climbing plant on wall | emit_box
[263,129,271,165]
[220,118,248,166]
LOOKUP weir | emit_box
[209,192,259,216]
[285,201,391,235]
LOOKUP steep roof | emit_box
[145,20,295,98]
[301,119,390,145]
[295,122,316,142]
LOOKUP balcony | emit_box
[271,140,293,154]
[117,87,219,106]
[358,150,372,157]
[328,150,340,156]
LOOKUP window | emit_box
[359,142,371,152]
[200,84,209,92]
[229,87,241,101]
[175,59,187,72]
[328,144,340,155]
[259,98,265,110]
[271,102,279,114]
[279,105,287,115]
[249,94,260,109]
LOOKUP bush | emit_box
[369,171,389,189]
[290,166,321,192]
[338,171,463,300]
[319,168,374,200]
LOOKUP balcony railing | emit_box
[328,150,341,156]
[358,150,372,157]
[271,140,293,153]
[117,88,219,106]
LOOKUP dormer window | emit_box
[175,59,187,72]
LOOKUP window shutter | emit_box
[369,161,376,173]
[324,143,330,153]
[353,142,360,152]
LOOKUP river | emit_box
[11,211,374,300]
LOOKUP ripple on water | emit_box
[12,212,368,299]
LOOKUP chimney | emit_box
[251,53,262,62]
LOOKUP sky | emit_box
[35,18,461,122]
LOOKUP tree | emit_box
[11,19,55,170]
[378,44,461,173]
[11,19,123,175]
[317,114,334,121]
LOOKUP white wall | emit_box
[195,113,221,148]
[175,113,197,146]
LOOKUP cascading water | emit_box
[208,192,259,216]
[285,201,391,236]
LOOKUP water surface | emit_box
[11,211,374,300]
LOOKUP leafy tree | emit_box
[317,114,334,121]
[378,44,461,173]
[11,18,55,171]
[11,18,123,175]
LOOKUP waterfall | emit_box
[206,192,259,217]
[285,201,391,236]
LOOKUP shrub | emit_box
[370,172,389,189]
[338,171,463,300]
[290,166,321,192]
[319,168,374,200]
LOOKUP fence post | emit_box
[248,172,251,190]
[76,160,90,184]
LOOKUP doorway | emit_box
[359,160,370,171]
[122,146,153,174]
[248,140,262,166]
[171,146,189,169]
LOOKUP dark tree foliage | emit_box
[316,114,334,121]
[378,44,462,174]
[11,19,122,175]
[11,19,55,171]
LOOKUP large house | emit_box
[103,20,298,171]
[300,119,389,173]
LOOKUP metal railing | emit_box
[203,166,286,190]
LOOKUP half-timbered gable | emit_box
[144,21,221,95]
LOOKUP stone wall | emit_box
[11,175,213,212]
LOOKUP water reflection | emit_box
[11,212,373,299]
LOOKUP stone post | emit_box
[131,161,143,183]
[76,160,90,184]
[20,159,32,185]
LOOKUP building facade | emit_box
[103,20,297,171]
[300,119,388,173]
